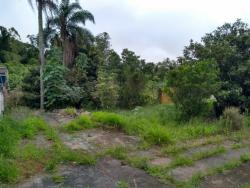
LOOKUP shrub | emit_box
[63,115,94,132]
[221,107,244,131]
[143,125,173,146]
[92,112,126,129]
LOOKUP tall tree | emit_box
[47,0,95,67]
[119,49,146,108]
[27,0,56,110]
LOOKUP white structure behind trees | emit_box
[0,67,8,115]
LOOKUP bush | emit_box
[63,115,94,132]
[221,107,244,131]
[92,112,126,129]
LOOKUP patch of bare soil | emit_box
[199,162,250,188]
[18,158,172,188]
[21,134,53,149]
[61,128,140,153]
[43,112,74,128]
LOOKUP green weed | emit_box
[92,112,126,130]
[104,146,127,160]
[63,115,94,132]
[170,156,193,168]
[0,157,19,183]
[52,175,65,184]
[127,156,149,170]
[19,144,46,161]
[117,180,129,188]
[21,117,48,138]
[143,125,173,146]
[0,118,20,157]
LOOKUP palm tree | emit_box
[47,0,95,67]
[27,0,56,110]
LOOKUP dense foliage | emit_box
[2,0,250,122]
[182,19,250,115]
[166,60,219,119]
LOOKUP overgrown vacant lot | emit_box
[1,105,250,188]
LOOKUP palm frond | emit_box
[69,10,95,25]
[68,24,94,43]
[47,17,60,27]
[43,0,58,17]
[67,2,82,13]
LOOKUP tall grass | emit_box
[0,118,20,157]
[21,117,48,138]
[92,112,126,130]
[93,105,222,145]
[62,115,94,132]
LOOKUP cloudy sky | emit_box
[1,0,250,62]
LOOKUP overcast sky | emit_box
[1,0,250,62]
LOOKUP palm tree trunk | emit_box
[38,1,45,110]
[63,39,75,67]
